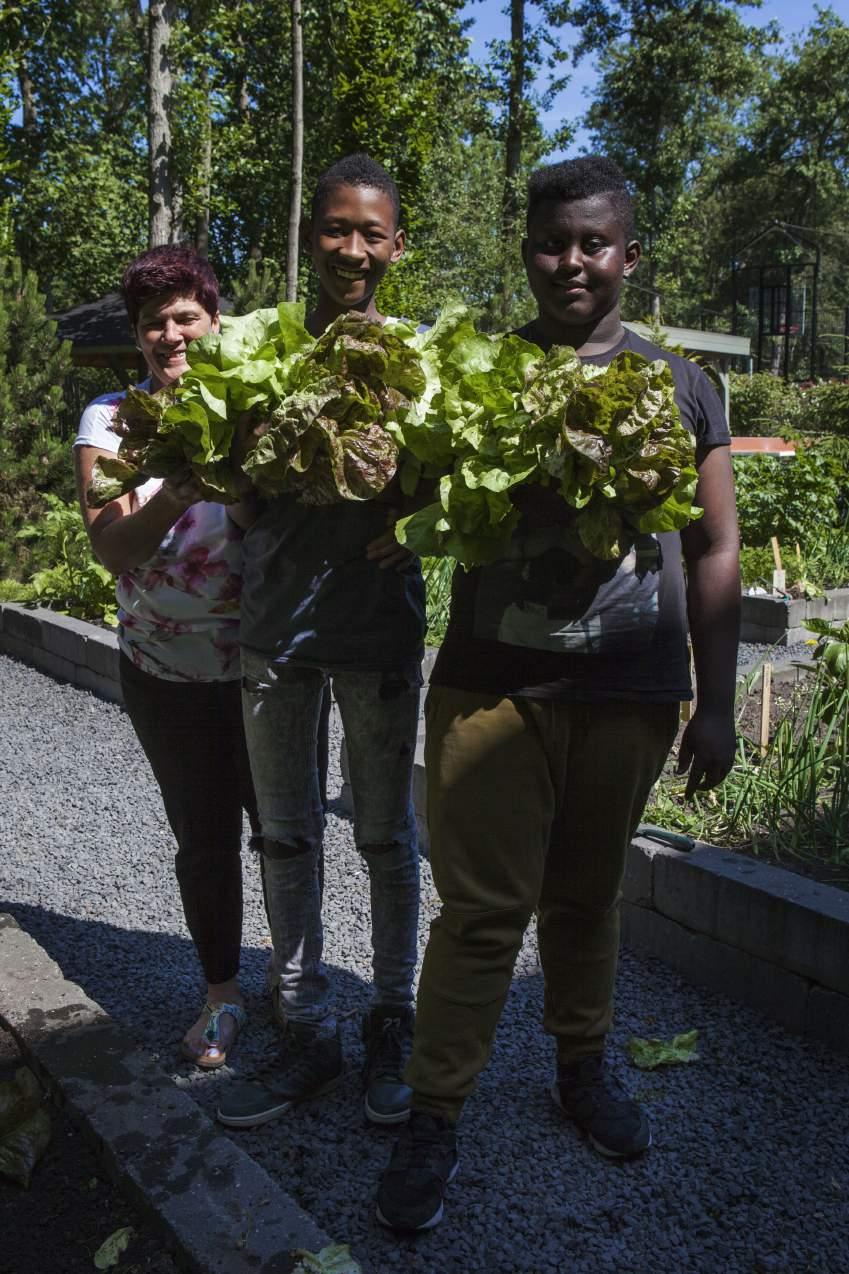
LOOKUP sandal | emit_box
[181,1001,248,1070]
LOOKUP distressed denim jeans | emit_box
[241,647,421,1031]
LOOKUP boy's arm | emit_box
[678,443,741,798]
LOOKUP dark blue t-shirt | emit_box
[239,495,425,679]
[430,328,731,703]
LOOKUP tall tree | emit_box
[576,0,772,313]
[286,0,304,301]
[148,1,177,245]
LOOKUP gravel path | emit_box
[1,652,847,1274]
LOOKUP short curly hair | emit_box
[527,157,636,240]
[310,153,401,227]
[121,245,220,328]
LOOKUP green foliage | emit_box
[646,670,849,867]
[0,256,75,578]
[732,444,845,549]
[16,494,117,624]
[232,258,287,316]
[422,555,455,646]
[740,522,849,594]
[627,1030,700,1070]
[0,578,37,603]
[395,305,700,565]
[798,380,849,436]
[246,312,426,503]
[728,372,802,436]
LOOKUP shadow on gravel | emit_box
[0,901,373,1056]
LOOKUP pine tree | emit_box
[0,257,75,577]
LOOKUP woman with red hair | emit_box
[73,245,258,1068]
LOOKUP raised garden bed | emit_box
[740,587,849,646]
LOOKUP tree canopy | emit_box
[0,0,846,345]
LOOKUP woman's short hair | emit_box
[121,245,220,328]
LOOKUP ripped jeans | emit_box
[241,647,421,1031]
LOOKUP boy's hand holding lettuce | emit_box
[390,303,701,566]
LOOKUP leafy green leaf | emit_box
[93,1226,134,1269]
[292,1243,362,1273]
[627,1030,700,1069]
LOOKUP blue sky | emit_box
[459,0,849,159]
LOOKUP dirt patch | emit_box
[0,1030,178,1274]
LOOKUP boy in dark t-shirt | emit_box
[377,157,740,1232]
[216,155,425,1133]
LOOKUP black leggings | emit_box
[120,654,259,985]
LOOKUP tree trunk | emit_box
[18,61,38,140]
[501,0,525,322]
[286,0,304,301]
[148,1,175,246]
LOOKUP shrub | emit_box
[0,257,75,578]
[728,371,802,436]
[16,494,117,624]
[732,441,845,549]
[797,379,849,435]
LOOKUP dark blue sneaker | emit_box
[376,1111,458,1231]
[552,1054,651,1158]
[362,1004,414,1125]
[216,1021,342,1129]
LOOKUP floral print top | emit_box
[74,387,244,682]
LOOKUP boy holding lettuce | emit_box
[377,156,740,1231]
[216,155,425,1131]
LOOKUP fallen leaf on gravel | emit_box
[292,1243,362,1273]
[93,1226,134,1269]
[627,1029,700,1069]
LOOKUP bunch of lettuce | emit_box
[390,302,701,565]
[86,304,312,508]
[243,313,426,503]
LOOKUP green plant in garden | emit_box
[798,379,849,436]
[16,495,117,624]
[422,555,455,646]
[646,670,849,867]
[807,617,849,691]
[739,522,849,595]
[0,257,75,578]
[728,371,802,437]
[732,443,845,549]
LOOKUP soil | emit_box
[0,1031,179,1274]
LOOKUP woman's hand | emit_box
[366,509,416,571]
[160,469,207,513]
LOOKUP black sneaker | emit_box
[362,1005,414,1125]
[376,1111,459,1232]
[552,1053,651,1158]
[216,1021,342,1129]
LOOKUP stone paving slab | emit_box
[0,913,333,1274]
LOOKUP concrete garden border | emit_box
[4,602,848,1057]
[0,914,332,1274]
[740,587,849,646]
[0,602,123,702]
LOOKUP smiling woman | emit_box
[71,244,260,1072]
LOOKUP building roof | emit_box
[52,292,134,354]
[625,321,751,359]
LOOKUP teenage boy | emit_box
[376,156,740,1231]
[216,155,424,1130]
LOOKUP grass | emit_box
[646,667,849,870]
[423,555,455,646]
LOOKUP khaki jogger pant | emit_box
[406,686,679,1122]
